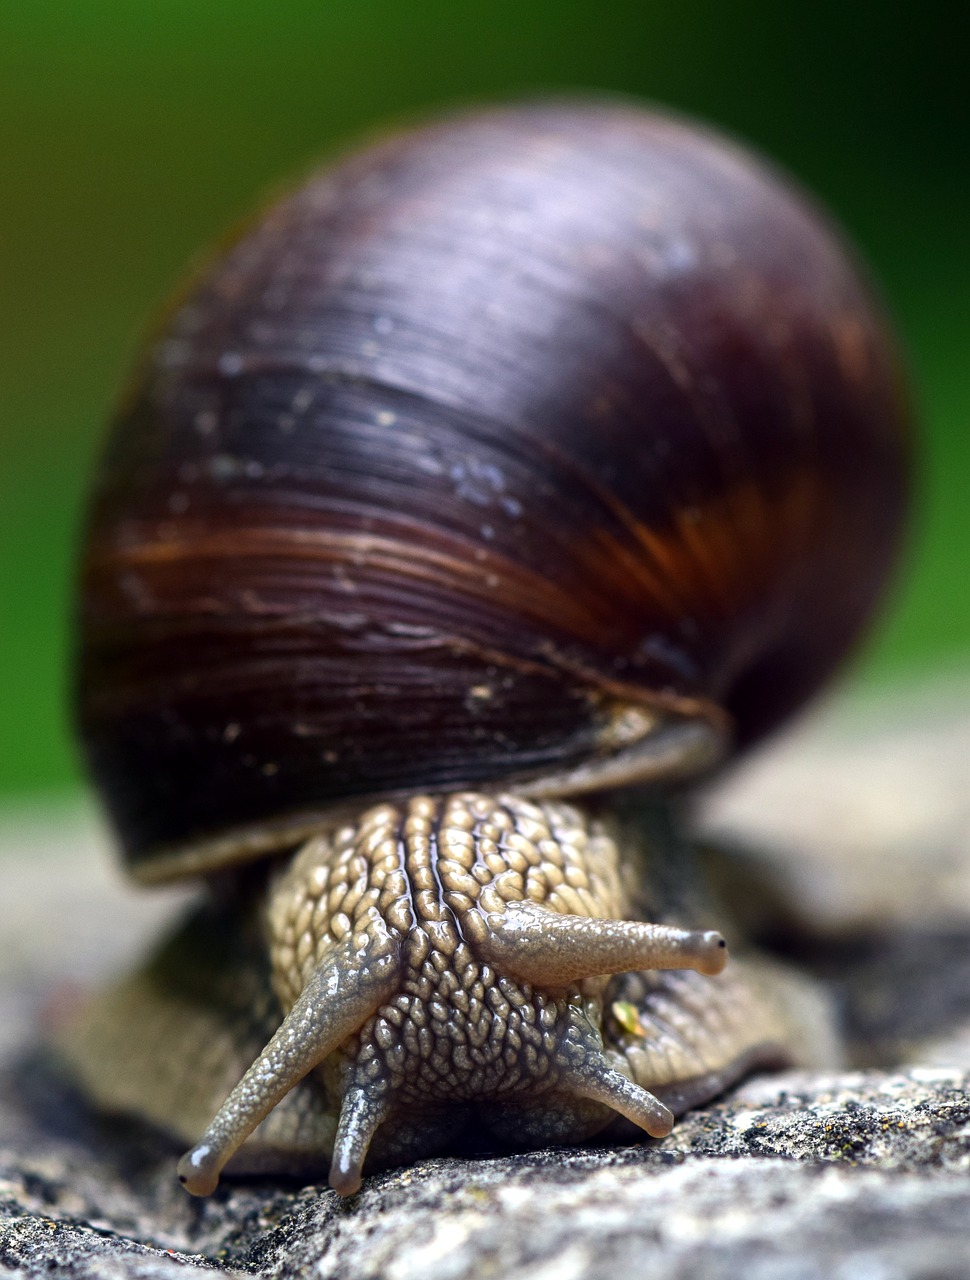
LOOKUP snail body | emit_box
[66,100,910,1195]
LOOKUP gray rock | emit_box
[2,681,970,1278]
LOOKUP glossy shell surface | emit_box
[76,100,910,875]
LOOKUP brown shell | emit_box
[75,100,911,877]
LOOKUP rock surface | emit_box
[2,681,970,1279]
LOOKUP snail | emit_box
[64,99,910,1198]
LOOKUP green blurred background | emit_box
[1,0,967,802]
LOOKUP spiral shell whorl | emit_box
[76,100,910,874]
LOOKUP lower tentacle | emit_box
[565,1062,674,1137]
[329,1083,393,1195]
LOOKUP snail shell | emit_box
[67,100,910,1195]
